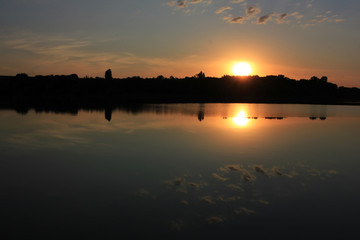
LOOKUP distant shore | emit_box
[1,73,360,114]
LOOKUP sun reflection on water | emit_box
[233,111,250,127]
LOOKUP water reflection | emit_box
[1,104,359,150]
[6,103,360,122]
[309,117,327,120]
[163,161,340,222]
[105,107,112,122]
[233,111,250,127]
[1,103,360,238]
[198,103,205,122]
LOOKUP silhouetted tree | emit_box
[1,72,360,111]
[196,71,205,79]
[105,69,112,80]
[66,74,79,80]
[157,75,165,80]
[310,76,319,81]
[16,73,28,80]
[321,76,328,82]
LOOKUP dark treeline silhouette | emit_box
[1,71,360,114]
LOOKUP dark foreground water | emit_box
[1,104,360,239]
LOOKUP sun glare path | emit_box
[233,62,252,76]
[233,111,250,126]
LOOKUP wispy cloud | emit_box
[190,0,202,4]
[303,10,346,28]
[290,12,304,20]
[167,0,188,8]
[258,13,274,24]
[312,15,328,23]
[216,6,232,14]
[246,5,261,17]
[166,0,345,27]
[177,0,187,8]
[0,31,212,77]
[228,16,245,24]
[167,0,212,12]
[167,1,176,7]
[222,4,261,24]
[0,32,89,58]
[277,13,288,24]
[306,0,314,8]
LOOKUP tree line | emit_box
[0,70,359,114]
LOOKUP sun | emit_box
[233,62,252,76]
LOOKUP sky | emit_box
[0,0,359,87]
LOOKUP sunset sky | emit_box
[0,0,359,87]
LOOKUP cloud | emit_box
[188,182,200,188]
[312,16,328,23]
[201,196,216,204]
[235,207,256,215]
[0,31,214,77]
[177,0,188,8]
[167,0,212,13]
[205,216,224,224]
[167,1,176,6]
[224,164,242,172]
[258,13,274,24]
[277,13,288,24]
[227,184,244,191]
[189,0,202,4]
[306,0,314,8]
[167,0,189,8]
[290,11,304,20]
[227,16,245,24]
[166,0,345,27]
[241,170,256,182]
[212,173,228,181]
[246,5,261,17]
[304,9,346,26]
[254,165,268,175]
[174,177,185,186]
[216,6,232,14]
[272,167,283,176]
[0,32,89,60]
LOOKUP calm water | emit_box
[1,104,360,239]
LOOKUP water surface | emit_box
[1,104,359,239]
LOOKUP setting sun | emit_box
[233,62,252,76]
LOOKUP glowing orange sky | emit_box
[0,0,359,87]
